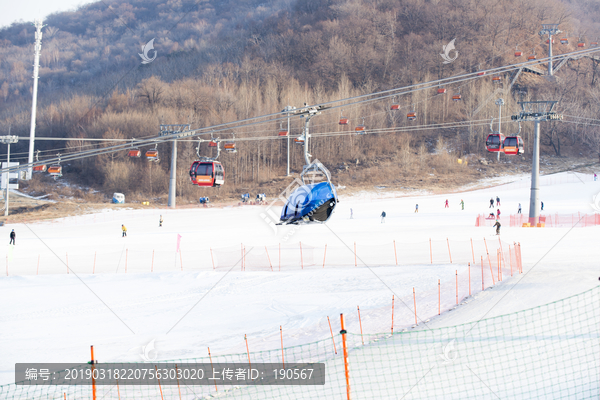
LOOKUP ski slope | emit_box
[0,171,599,392]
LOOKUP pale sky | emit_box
[1,0,96,29]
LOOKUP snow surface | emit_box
[1,171,599,395]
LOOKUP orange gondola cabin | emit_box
[503,136,524,155]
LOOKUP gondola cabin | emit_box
[477,71,485,76]
[47,165,62,176]
[578,41,585,48]
[339,117,350,125]
[128,149,141,158]
[145,149,159,161]
[528,54,536,60]
[208,140,218,147]
[407,111,417,121]
[437,88,447,94]
[224,142,236,153]
[560,38,568,44]
[485,133,505,153]
[503,136,524,155]
[294,136,305,144]
[452,94,462,101]
[492,75,502,82]
[592,41,599,47]
[355,125,366,134]
[278,130,289,137]
[189,161,224,187]
[33,165,47,172]
[514,51,522,57]
[390,104,400,110]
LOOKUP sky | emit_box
[1,0,96,29]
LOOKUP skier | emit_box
[460,199,464,210]
[380,211,386,223]
[497,209,501,218]
[122,224,127,237]
[518,203,521,214]
[159,215,163,227]
[350,208,353,219]
[595,173,598,181]
[9,229,15,245]
[493,219,501,235]
[541,201,544,211]
[415,204,419,213]
[444,199,449,208]
[496,196,501,206]
[489,198,494,208]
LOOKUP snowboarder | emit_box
[380,211,386,223]
[122,224,127,237]
[159,215,163,227]
[490,198,494,208]
[541,201,544,211]
[415,204,419,213]
[350,208,353,219]
[460,199,464,210]
[497,209,501,218]
[444,199,449,208]
[9,229,15,245]
[493,220,501,235]
[518,203,521,214]
[496,196,501,206]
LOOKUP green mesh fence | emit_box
[2,286,598,399]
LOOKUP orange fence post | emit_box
[455,270,458,305]
[175,364,182,400]
[413,288,418,325]
[208,347,217,392]
[393,240,398,265]
[468,262,471,296]
[323,244,327,268]
[92,252,96,274]
[429,238,433,264]
[354,242,357,267]
[90,345,97,400]
[151,250,155,272]
[327,316,337,354]
[280,326,285,368]
[447,238,452,263]
[210,248,215,270]
[357,306,364,345]
[265,246,273,271]
[391,295,395,333]
[438,279,440,315]
[244,334,252,370]
[299,242,303,269]
[117,379,121,400]
[340,313,351,400]
[470,238,475,265]
[154,365,165,400]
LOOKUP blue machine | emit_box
[280,181,337,224]
[199,197,210,204]
[112,193,125,204]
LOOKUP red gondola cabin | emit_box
[189,161,224,187]
[485,133,505,153]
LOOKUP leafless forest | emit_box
[1,0,600,201]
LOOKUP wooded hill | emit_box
[1,0,600,201]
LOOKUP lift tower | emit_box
[511,101,562,226]
[539,24,562,77]
[160,124,190,208]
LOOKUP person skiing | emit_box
[444,199,449,208]
[541,201,544,211]
[490,198,494,208]
[497,209,501,218]
[415,204,419,213]
[460,199,464,210]
[350,208,353,219]
[122,224,127,237]
[380,211,386,223]
[518,203,522,214]
[159,215,163,227]
[496,196,501,206]
[493,219,501,235]
[9,229,15,245]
